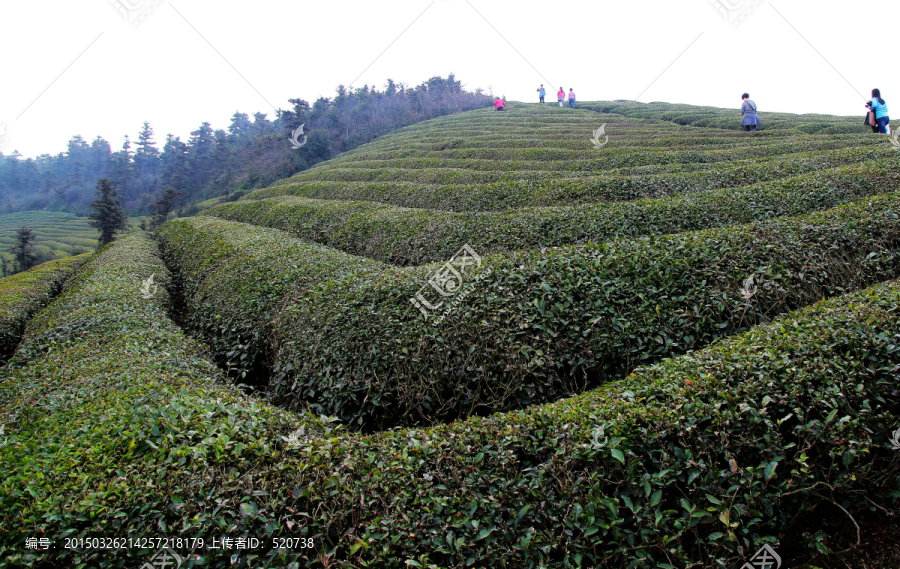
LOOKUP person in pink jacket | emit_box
[557,88,565,107]
[494,97,506,111]
[568,88,576,108]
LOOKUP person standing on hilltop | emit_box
[494,96,506,111]
[866,89,890,134]
[538,84,546,103]
[740,93,760,131]
[568,88,576,109]
[557,87,565,107]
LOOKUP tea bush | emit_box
[2,232,898,567]
[270,192,900,429]
[156,217,385,383]
[0,254,89,362]
[0,234,311,567]
[206,158,900,265]
[246,146,897,211]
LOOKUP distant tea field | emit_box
[0,211,143,271]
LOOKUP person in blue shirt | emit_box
[537,84,546,103]
[866,88,890,134]
[740,93,760,131]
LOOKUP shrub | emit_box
[0,234,310,567]
[0,254,89,362]
[246,147,898,211]
[4,245,898,567]
[206,158,900,265]
[271,192,900,429]
[156,217,385,383]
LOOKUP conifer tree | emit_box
[88,178,129,245]
[10,226,38,273]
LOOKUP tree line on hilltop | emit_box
[0,75,492,216]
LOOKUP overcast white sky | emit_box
[0,0,896,157]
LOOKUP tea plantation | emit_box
[1,102,899,568]
[0,210,145,271]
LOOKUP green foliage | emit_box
[583,100,876,132]
[156,217,384,383]
[0,255,88,362]
[9,227,40,274]
[270,192,900,429]
[0,211,143,269]
[1,231,898,568]
[242,105,896,211]
[206,157,900,265]
[88,178,130,245]
[4,103,900,567]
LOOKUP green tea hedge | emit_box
[271,276,900,568]
[325,135,873,163]
[157,217,385,383]
[207,158,900,265]
[0,234,311,567]
[3,234,898,567]
[271,192,900,429]
[583,100,874,133]
[247,147,897,211]
[0,254,89,362]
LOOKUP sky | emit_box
[0,0,896,158]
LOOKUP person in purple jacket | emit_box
[568,88,576,109]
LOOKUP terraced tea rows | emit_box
[0,210,143,268]
[0,255,88,361]
[3,102,899,567]
[208,158,899,265]
[237,104,891,211]
[3,234,898,569]
[172,192,900,429]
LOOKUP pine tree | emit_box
[88,178,130,246]
[110,135,135,197]
[11,226,38,273]
[134,121,160,179]
[150,187,183,229]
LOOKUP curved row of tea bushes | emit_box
[247,148,899,211]
[272,277,900,567]
[584,100,873,133]
[2,231,898,568]
[0,234,311,567]
[271,192,900,429]
[207,158,900,265]
[325,138,879,171]
[5,252,898,567]
[0,254,89,362]
[157,217,386,383]
[282,145,890,186]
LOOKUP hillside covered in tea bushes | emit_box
[1,102,899,568]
